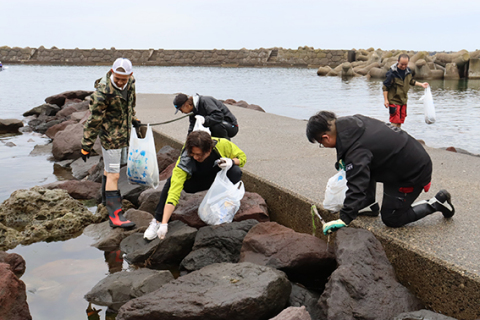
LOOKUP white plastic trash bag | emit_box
[127,124,160,188]
[193,116,211,134]
[198,169,245,225]
[323,170,348,212]
[419,86,436,124]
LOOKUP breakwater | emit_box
[0,46,349,68]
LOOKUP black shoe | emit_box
[358,202,380,217]
[431,189,455,218]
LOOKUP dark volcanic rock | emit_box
[180,219,259,272]
[156,145,181,173]
[289,283,321,320]
[318,228,423,320]
[117,262,291,320]
[0,263,32,320]
[269,306,312,320]
[45,90,93,107]
[394,309,457,320]
[0,119,24,134]
[43,179,101,200]
[85,268,174,311]
[0,251,26,278]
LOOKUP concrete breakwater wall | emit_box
[0,46,349,68]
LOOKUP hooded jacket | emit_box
[188,94,238,133]
[81,70,136,152]
[335,115,431,224]
[382,63,416,105]
[166,138,247,206]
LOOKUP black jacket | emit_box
[188,95,238,133]
[335,115,432,224]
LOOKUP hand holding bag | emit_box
[127,124,160,188]
[198,169,245,225]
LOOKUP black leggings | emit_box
[380,184,425,228]
[154,165,242,221]
[209,121,239,139]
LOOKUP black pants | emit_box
[209,121,239,139]
[154,165,242,221]
[380,184,425,228]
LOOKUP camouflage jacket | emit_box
[81,70,136,152]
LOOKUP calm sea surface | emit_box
[1,65,479,319]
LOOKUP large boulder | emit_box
[0,263,32,320]
[42,179,101,200]
[240,222,336,290]
[120,220,197,268]
[84,269,174,311]
[23,103,60,117]
[137,187,166,214]
[45,120,76,139]
[70,156,101,180]
[235,192,270,222]
[45,90,93,107]
[394,309,457,320]
[0,251,26,278]
[170,190,208,228]
[52,122,90,160]
[318,228,423,320]
[117,262,291,320]
[269,306,312,320]
[156,145,181,173]
[180,219,259,272]
[0,187,102,250]
[0,119,24,134]
[289,283,321,320]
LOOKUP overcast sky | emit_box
[3,0,479,52]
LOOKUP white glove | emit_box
[157,223,168,239]
[218,158,233,170]
[195,115,205,125]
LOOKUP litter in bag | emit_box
[198,169,245,225]
[419,86,436,124]
[323,170,348,212]
[127,124,160,188]
[193,117,211,134]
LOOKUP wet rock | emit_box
[0,251,26,278]
[42,179,101,200]
[45,120,76,139]
[235,192,270,222]
[70,155,101,179]
[394,309,457,320]
[156,145,181,173]
[0,119,24,134]
[45,90,93,107]
[289,283,321,320]
[317,66,332,76]
[180,219,259,272]
[34,118,65,134]
[0,187,102,250]
[29,142,53,156]
[85,268,174,311]
[117,262,291,320]
[120,220,197,268]
[23,103,60,117]
[0,263,32,320]
[318,228,423,320]
[240,222,336,290]
[269,306,311,320]
[4,141,16,147]
[83,209,151,251]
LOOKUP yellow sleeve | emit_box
[215,138,247,167]
[165,160,189,206]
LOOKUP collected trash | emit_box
[127,124,160,188]
[420,86,436,124]
[323,170,347,212]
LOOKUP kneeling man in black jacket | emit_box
[306,111,455,235]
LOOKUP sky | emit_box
[2,0,480,52]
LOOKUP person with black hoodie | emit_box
[173,93,239,139]
[306,111,455,235]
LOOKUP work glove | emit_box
[157,223,168,239]
[195,115,205,125]
[132,118,142,129]
[81,149,90,162]
[323,219,347,235]
[218,158,233,170]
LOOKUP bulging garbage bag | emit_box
[323,170,348,212]
[420,87,436,124]
[127,124,160,188]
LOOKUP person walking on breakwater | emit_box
[383,54,429,128]
[144,130,246,240]
[81,58,142,228]
[173,93,239,139]
[306,111,455,235]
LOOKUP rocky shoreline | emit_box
[0,91,461,319]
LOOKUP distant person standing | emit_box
[173,93,239,139]
[81,58,141,228]
[383,54,429,128]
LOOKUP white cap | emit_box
[111,58,133,75]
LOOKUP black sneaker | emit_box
[358,202,380,217]
[432,189,455,218]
